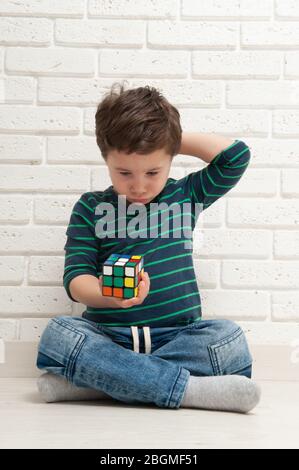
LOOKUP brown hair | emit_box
[95,81,182,160]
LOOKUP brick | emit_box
[47,136,100,163]
[28,256,64,284]
[19,318,51,341]
[285,52,299,78]
[245,138,299,168]
[37,78,193,107]
[6,47,95,76]
[99,49,189,77]
[33,196,78,223]
[0,287,71,315]
[274,231,299,259]
[90,166,117,191]
[55,19,145,46]
[0,79,4,102]
[0,106,80,133]
[0,196,31,223]
[182,0,272,18]
[0,136,43,164]
[0,319,17,340]
[282,169,299,197]
[237,320,299,344]
[222,260,299,288]
[5,77,35,103]
[83,107,97,135]
[0,227,66,253]
[193,229,271,258]
[272,291,299,321]
[225,169,279,197]
[0,166,89,192]
[193,51,280,78]
[108,78,222,107]
[192,197,224,228]
[89,0,178,18]
[0,256,24,284]
[193,259,219,288]
[0,17,51,45]
[227,80,299,107]
[201,288,270,320]
[0,0,85,17]
[273,110,299,137]
[242,22,299,47]
[227,199,299,228]
[179,108,268,134]
[39,78,109,106]
[276,0,299,17]
[148,21,237,48]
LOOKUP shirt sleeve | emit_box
[63,192,100,302]
[182,139,251,211]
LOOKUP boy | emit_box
[36,83,261,412]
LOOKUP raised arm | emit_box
[179,133,251,211]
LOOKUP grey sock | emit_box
[180,375,261,413]
[37,372,111,403]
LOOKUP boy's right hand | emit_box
[98,271,150,309]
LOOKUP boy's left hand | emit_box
[130,270,150,306]
[98,270,151,309]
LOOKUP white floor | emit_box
[0,378,299,449]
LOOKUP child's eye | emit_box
[120,172,158,176]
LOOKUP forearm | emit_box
[69,274,109,308]
[179,132,235,163]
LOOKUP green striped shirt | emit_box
[63,139,250,327]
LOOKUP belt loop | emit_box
[143,326,151,354]
[130,326,139,353]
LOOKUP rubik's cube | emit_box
[101,253,144,299]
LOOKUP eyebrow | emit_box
[115,166,163,171]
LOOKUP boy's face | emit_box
[105,148,173,204]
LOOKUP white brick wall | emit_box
[0,0,299,376]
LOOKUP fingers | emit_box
[99,272,150,308]
[131,272,149,304]
[140,271,149,286]
[121,278,145,307]
[121,300,134,308]
[121,296,140,308]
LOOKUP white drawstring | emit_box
[130,326,151,354]
[130,326,139,353]
[143,327,151,354]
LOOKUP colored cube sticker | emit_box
[101,253,144,299]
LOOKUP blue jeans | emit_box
[36,316,253,409]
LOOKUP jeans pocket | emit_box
[208,327,253,376]
[36,318,86,381]
[234,364,252,379]
[36,351,66,375]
